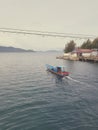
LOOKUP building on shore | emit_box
[57,48,98,62]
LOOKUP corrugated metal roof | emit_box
[72,49,93,53]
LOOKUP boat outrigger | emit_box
[46,64,69,78]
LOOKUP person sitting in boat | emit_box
[57,67,62,73]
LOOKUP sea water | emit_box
[0,52,98,130]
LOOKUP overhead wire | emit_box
[0,27,97,39]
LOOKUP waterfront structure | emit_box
[57,48,98,62]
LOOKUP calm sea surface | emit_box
[0,52,98,130]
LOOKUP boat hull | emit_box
[46,65,69,78]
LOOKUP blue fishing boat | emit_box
[46,64,69,78]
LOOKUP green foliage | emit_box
[64,37,98,53]
[64,40,76,53]
[80,38,98,49]
[92,38,98,48]
[81,39,92,49]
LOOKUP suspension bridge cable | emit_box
[0,27,97,39]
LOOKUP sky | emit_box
[0,0,98,51]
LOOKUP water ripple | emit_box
[0,53,98,130]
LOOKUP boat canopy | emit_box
[46,64,66,72]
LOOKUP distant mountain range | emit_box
[0,46,35,52]
[45,50,62,52]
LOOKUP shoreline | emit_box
[56,55,98,63]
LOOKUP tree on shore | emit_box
[64,40,76,53]
[81,39,92,49]
[92,38,98,49]
[80,38,98,49]
[64,37,98,53]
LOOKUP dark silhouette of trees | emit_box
[64,37,98,53]
[80,38,98,49]
[92,38,98,49]
[81,39,92,49]
[64,40,76,53]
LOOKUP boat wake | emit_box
[65,76,83,84]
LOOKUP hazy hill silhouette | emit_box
[0,46,35,52]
